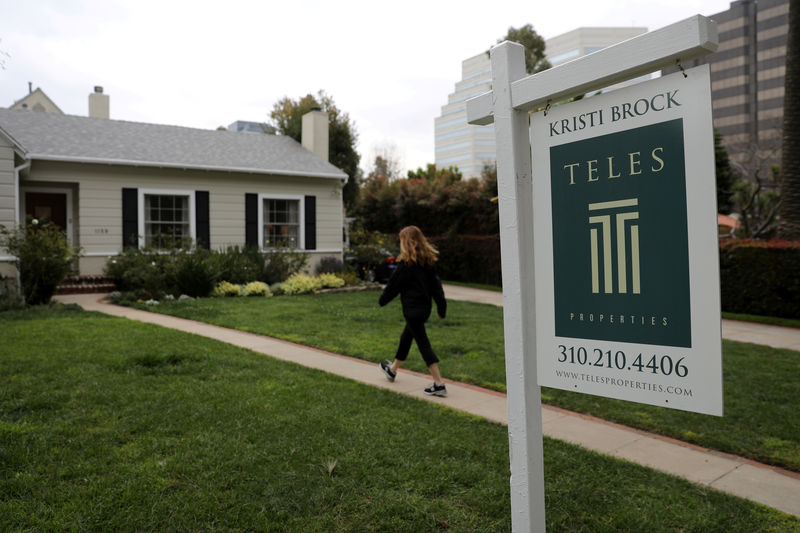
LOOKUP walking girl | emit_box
[378,225,448,397]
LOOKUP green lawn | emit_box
[2,306,798,531]
[142,292,800,473]
[722,312,800,330]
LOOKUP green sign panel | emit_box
[549,119,691,347]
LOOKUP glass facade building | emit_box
[434,27,648,178]
[664,0,788,170]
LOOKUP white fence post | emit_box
[491,41,546,533]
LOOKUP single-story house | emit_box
[0,95,348,281]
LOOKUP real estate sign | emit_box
[531,65,723,415]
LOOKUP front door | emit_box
[25,192,67,231]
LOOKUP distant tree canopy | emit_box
[269,91,361,211]
[366,155,402,182]
[354,164,498,236]
[497,24,551,74]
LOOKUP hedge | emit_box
[719,239,800,319]
[376,232,799,320]
[431,234,502,287]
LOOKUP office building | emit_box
[665,0,788,170]
[434,27,647,178]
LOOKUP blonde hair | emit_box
[397,225,438,267]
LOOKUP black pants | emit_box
[395,318,439,366]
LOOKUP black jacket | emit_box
[379,262,447,320]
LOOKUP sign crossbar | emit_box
[467,15,718,125]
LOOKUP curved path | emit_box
[55,291,800,518]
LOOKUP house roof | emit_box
[0,108,347,180]
[9,88,65,114]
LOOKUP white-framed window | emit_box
[138,189,195,249]
[258,194,304,249]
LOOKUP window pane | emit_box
[144,193,190,249]
[263,198,299,249]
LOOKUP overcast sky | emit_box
[1,0,732,175]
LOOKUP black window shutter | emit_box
[122,188,138,248]
[245,193,258,247]
[195,191,210,249]
[304,195,316,250]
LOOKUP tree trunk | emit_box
[779,0,800,238]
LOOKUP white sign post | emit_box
[467,15,719,533]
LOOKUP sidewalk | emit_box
[55,291,800,518]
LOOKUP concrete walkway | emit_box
[55,291,800,518]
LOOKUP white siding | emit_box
[23,161,344,274]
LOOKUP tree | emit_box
[778,0,800,238]
[406,164,462,184]
[714,129,737,214]
[731,160,781,239]
[497,24,551,74]
[270,91,361,211]
[367,154,401,182]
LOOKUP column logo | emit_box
[588,198,640,295]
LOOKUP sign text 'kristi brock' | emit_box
[549,118,691,348]
[548,90,682,137]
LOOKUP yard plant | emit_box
[0,219,80,305]
[145,291,800,473]
[2,306,798,531]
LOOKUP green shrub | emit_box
[213,281,242,297]
[281,273,346,295]
[334,271,359,286]
[431,234,502,286]
[315,256,347,275]
[167,247,219,298]
[242,281,271,297]
[105,245,310,296]
[213,245,264,284]
[104,247,170,295]
[317,273,345,289]
[719,239,800,318]
[269,282,286,296]
[0,292,24,311]
[345,228,397,279]
[281,274,320,295]
[0,219,81,305]
[262,247,308,284]
[354,164,498,236]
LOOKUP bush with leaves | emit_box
[0,219,81,305]
[166,247,219,298]
[315,256,347,275]
[105,243,309,297]
[213,245,264,284]
[262,247,309,284]
[104,247,170,295]
[345,225,398,278]
[281,273,345,295]
[354,164,498,236]
[213,281,242,297]
[242,281,271,297]
[316,273,346,289]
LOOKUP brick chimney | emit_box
[301,108,329,161]
[89,86,109,119]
